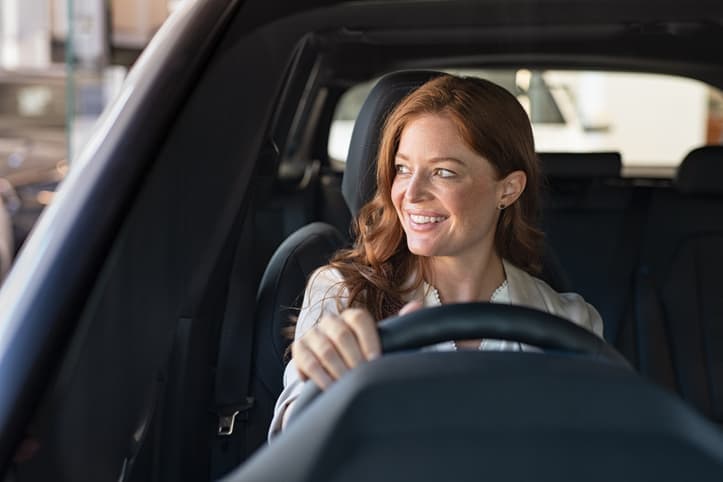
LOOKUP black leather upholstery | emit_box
[632,150,723,423]
[676,145,723,194]
[539,152,621,178]
[254,222,346,391]
[540,152,636,342]
[248,223,345,453]
[659,234,723,421]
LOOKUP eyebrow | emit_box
[394,152,466,166]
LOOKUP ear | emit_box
[497,170,527,208]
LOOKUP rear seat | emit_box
[539,152,644,344]
[633,145,723,423]
[542,147,723,424]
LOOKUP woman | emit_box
[269,74,603,436]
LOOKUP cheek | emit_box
[391,179,404,210]
[452,184,498,222]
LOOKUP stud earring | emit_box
[498,203,506,210]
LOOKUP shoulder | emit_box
[304,265,347,301]
[533,277,604,339]
[547,288,604,339]
[295,266,349,338]
[505,261,604,339]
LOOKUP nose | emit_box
[404,172,430,202]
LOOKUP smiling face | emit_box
[391,113,506,261]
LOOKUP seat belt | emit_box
[634,266,678,393]
[209,140,280,479]
[610,186,651,347]
[210,200,258,479]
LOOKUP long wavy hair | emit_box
[329,73,544,320]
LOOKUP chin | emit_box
[406,241,439,257]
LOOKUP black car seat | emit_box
[633,145,723,423]
[244,70,573,461]
[241,222,346,458]
[538,152,640,344]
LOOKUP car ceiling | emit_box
[233,0,723,87]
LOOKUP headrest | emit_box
[342,70,444,217]
[676,146,723,195]
[538,152,621,179]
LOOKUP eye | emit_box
[395,164,411,175]
[435,168,456,178]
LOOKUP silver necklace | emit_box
[430,280,508,351]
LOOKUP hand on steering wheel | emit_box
[292,300,423,390]
[287,302,628,426]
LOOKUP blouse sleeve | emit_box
[267,266,349,439]
[556,292,605,339]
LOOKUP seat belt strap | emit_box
[634,267,678,392]
[210,199,258,478]
[611,186,651,346]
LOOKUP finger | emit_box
[318,316,365,368]
[341,308,381,360]
[399,299,424,316]
[291,339,334,389]
[303,326,349,380]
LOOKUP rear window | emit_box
[328,69,723,176]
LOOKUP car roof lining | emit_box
[250,0,723,87]
[310,28,723,88]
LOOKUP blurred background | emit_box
[0,0,184,283]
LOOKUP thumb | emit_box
[399,299,424,316]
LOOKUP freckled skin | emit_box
[391,113,503,264]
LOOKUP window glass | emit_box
[328,69,723,173]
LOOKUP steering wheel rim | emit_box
[287,302,628,426]
[378,303,620,358]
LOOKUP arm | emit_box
[268,268,419,438]
[267,267,349,438]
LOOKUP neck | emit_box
[428,251,505,303]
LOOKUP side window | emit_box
[328,80,375,167]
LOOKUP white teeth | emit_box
[410,214,445,224]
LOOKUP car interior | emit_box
[3,1,723,481]
[229,67,723,482]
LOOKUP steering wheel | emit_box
[286,302,628,426]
